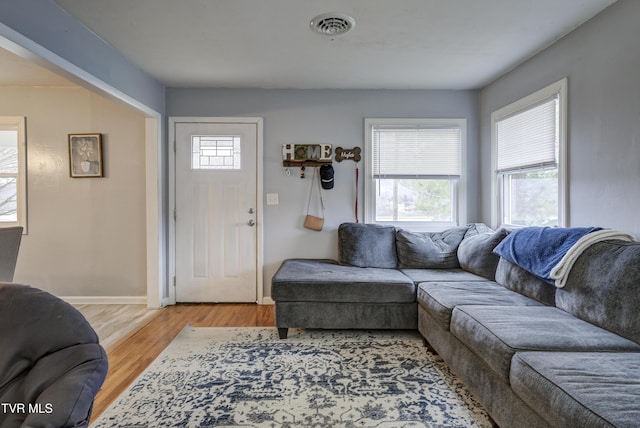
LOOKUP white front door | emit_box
[175,121,258,302]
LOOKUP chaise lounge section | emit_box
[272,222,490,339]
[272,258,417,339]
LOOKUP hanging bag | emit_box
[304,168,325,231]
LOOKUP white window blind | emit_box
[372,126,461,178]
[496,96,558,172]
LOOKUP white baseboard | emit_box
[62,296,273,306]
[60,296,147,305]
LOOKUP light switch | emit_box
[266,193,279,205]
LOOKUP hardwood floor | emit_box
[90,303,275,422]
[75,304,163,350]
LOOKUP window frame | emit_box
[491,78,568,229]
[0,116,27,233]
[364,118,467,232]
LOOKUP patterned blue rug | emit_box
[92,327,491,427]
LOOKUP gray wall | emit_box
[479,0,640,236]
[167,88,479,296]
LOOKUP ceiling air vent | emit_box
[310,13,356,37]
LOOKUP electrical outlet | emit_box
[266,193,279,205]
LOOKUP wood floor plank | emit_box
[90,303,275,422]
[75,304,163,351]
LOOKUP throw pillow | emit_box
[338,223,398,268]
[458,228,510,280]
[396,226,469,269]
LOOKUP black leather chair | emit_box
[0,284,108,427]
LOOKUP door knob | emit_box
[248,220,256,227]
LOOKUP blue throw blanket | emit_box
[493,226,602,284]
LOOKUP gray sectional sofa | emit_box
[272,222,640,427]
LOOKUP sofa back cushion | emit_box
[556,240,640,344]
[458,228,509,280]
[396,226,468,269]
[338,223,397,268]
[495,258,556,306]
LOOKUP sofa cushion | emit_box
[271,259,415,303]
[556,240,640,344]
[396,226,469,269]
[338,223,398,268]
[511,352,640,428]
[417,281,541,330]
[450,305,640,383]
[458,228,509,280]
[400,268,487,284]
[495,258,556,306]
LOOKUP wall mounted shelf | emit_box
[282,160,332,168]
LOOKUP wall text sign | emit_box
[282,144,332,162]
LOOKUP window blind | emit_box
[496,96,558,172]
[372,126,461,178]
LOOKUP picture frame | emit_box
[68,133,103,178]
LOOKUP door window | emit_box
[191,135,241,170]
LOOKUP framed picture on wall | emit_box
[68,133,103,178]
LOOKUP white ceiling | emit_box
[2,0,617,90]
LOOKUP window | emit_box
[191,135,241,170]
[0,117,27,232]
[491,78,567,228]
[364,118,466,231]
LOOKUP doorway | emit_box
[170,118,263,303]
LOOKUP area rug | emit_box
[92,327,491,427]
